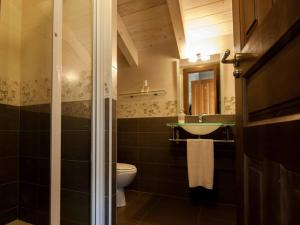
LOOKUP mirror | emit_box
[183,63,220,115]
[177,53,236,116]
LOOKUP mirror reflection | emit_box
[183,63,220,115]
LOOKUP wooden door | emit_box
[231,1,300,225]
[191,79,216,115]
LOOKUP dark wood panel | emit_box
[247,159,263,225]
[233,1,300,225]
[247,31,300,116]
[263,160,281,225]
[245,158,300,225]
[257,0,273,23]
[244,120,300,173]
[241,0,257,39]
[238,1,300,75]
[248,97,300,122]
[280,167,300,224]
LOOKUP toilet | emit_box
[116,163,137,207]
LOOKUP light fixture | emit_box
[200,54,211,61]
[188,54,198,63]
[188,53,211,63]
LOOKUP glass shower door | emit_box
[0,0,53,224]
[60,0,93,224]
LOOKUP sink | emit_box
[179,123,223,135]
[167,122,235,136]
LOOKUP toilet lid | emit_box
[117,163,137,172]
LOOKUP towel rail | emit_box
[168,139,235,143]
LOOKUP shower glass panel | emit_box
[60,0,93,224]
[0,0,53,224]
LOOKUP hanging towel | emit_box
[187,139,214,189]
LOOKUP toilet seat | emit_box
[117,163,137,173]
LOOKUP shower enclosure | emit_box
[0,0,54,224]
[0,0,114,224]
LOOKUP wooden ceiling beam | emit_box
[117,13,139,67]
[166,0,186,59]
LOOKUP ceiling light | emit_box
[200,54,211,61]
[188,54,198,63]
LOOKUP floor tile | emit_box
[117,190,237,225]
[199,204,236,222]
[140,196,200,225]
[117,191,159,225]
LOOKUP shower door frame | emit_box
[91,0,110,224]
[51,0,62,224]
[50,0,109,224]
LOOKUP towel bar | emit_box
[168,139,235,143]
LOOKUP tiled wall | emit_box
[19,104,51,224]
[0,101,92,225]
[0,0,93,223]
[60,101,91,225]
[0,104,20,224]
[117,117,236,204]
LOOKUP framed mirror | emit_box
[183,63,220,115]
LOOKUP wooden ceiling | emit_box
[117,0,176,50]
[181,0,233,41]
[117,0,233,58]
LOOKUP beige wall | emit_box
[117,34,236,118]
[0,0,53,106]
[62,0,93,103]
[0,0,22,105]
[117,39,178,118]
[219,34,235,114]
[0,0,93,106]
[20,0,53,105]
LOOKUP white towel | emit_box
[187,139,214,189]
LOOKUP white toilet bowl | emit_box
[117,163,137,207]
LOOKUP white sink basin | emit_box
[180,123,222,135]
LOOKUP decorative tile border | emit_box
[0,73,92,106]
[62,100,91,119]
[117,100,177,118]
[61,70,92,102]
[21,78,52,106]
[224,96,236,114]
[0,77,20,106]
